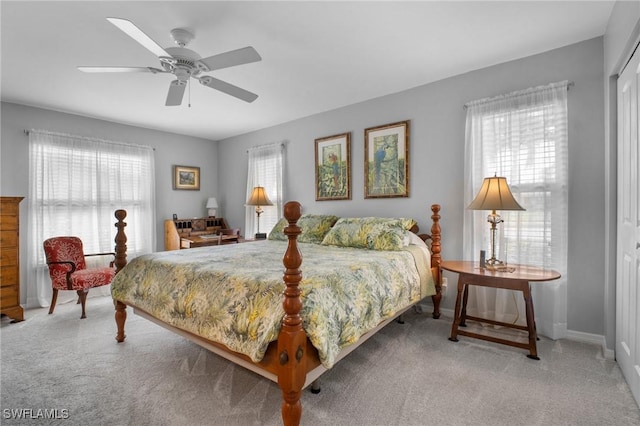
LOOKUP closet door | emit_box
[617,42,640,407]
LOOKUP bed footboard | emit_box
[110,202,442,426]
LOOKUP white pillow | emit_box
[405,231,432,270]
[406,231,428,248]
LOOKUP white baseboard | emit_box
[565,329,615,360]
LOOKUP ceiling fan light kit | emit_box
[78,17,261,106]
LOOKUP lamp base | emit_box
[255,233,267,240]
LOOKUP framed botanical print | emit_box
[315,132,351,201]
[364,120,410,198]
[173,165,200,190]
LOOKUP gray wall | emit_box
[1,102,219,306]
[218,38,606,337]
[0,34,617,342]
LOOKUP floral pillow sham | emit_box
[320,217,411,251]
[268,214,339,244]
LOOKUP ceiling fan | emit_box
[78,17,261,106]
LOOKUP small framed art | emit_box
[173,165,200,190]
[315,132,351,201]
[364,120,410,198]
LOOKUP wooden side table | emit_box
[441,260,560,360]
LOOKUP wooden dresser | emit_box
[1,196,24,322]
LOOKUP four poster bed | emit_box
[110,201,442,426]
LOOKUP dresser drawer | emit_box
[0,214,18,231]
[0,231,18,248]
[1,250,17,266]
[0,285,19,307]
[0,265,18,286]
[0,201,19,216]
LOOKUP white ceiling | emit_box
[1,1,614,141]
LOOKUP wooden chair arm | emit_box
[85,252,116,258]
[85,252,117,268]
[47,260,77,290]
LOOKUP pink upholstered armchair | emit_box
[43,236,116,319]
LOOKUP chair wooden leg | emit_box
[48,289,58,315]
[77,290,88,319]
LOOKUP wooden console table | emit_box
[441,260,560,360]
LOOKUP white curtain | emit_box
[245,143,284,237]
[463,81,569,339]
[27,130,156,308]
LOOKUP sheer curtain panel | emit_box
[463,81,569,339]
[27,130,155,308]
[245,143,284,238]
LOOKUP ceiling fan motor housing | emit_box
[162,46,210,78]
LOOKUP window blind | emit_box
[245,143,284,238]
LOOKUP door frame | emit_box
[605,28,640,360]
[614,36,640,407]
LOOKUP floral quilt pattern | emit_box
[111,240,434,368]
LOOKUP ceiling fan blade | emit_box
[199,76,258,103]
[199,46,262,71]
[77,66,162,73]
[106,17,171,58]
[166,80,187,106]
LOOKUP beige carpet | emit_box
[1,296,639,426]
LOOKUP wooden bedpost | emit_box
[429,204,442,319]
[278,201,307,426]
[114,209,128,343]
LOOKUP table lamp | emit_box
[246,186,273,239]
[206,197,218,217]
[467,175,524,266]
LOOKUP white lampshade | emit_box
[206,198,218,209]
[206,197,218,217]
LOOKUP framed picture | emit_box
[315,132,351,201]
[364,120,410,198]
[173,165,200,190]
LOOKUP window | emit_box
[463,81,569,339]
[26,130,155,308]
[245,143,284,238]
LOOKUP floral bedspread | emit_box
[111,240,435,368]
